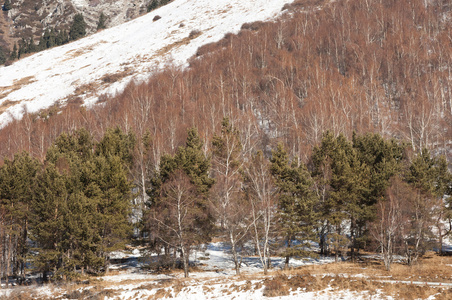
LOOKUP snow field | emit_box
[0,0,294,127]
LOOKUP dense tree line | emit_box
[147,0,172,12]
[1,125,450,282]
[0,128,133,284]
[4,14,87,65]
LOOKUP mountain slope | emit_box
[3,0,149,39]
[0,0,292,127]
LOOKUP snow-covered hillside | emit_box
[0,0,293,128]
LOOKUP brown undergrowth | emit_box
[3,253,452,299]
[301,252,452,283]
[259,270,452,299]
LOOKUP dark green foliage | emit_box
[32,164,70,278]
[9,43,17,60]
[93,128,135,254]
[351,133,406,250]
[406,149,450,197]
[311,132,409,259]
[0,47,6,65]
[403,149,452,259]
[0,152,41,280]
[147,0,159,12]
[56,29,69,46]
[157,128,214,195]
[270,143,318,267]
[147,128,214,277]
[1,125,450,280]
[147,0,171,12]
[69,14,87,41]
[39,29,56,50]
[30,128,134,279]
[97,12,107,30]
[312,132,370,259]
[352,133,405,198]
[2,0,11,11]
[27,36,37,53]
[17,38,26,59]
[13,27,67,61]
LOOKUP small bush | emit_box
[153,15,161,21]
[64,289,93,299]
[263,275,290,297]
[241,21,265,31]
[188,30,201,39]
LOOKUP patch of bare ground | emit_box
[0,76,36,111]
[66,81,101,104]
[62,45,96,61]
[0,99,19,114]
[65,68,133,104]
[152,30,203,59]
[100,68,133,84]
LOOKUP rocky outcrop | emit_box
[3,0,150,48]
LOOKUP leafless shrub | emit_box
[188,29,201,39]
[241,21,264,31]
[263,275,290,297]
[101,73,124,83]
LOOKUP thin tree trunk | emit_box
[285,238,291,269]
[230,232,240,275]
[181,246,188,278]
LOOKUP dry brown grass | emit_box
[0,99,19,114]
[62,45,97,61]
[264,252,452,299]
[100,69,133,84]
[0,76,35,104]
[253,269,451,299]
[299,252,452,283]
[152,30,204,59]
[3,252,452,299]
[263,275,290,297]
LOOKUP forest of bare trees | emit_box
[1,0,452,282]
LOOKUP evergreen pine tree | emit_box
[9,43,17,60]
[17,38,26,58]
[148,127,214,277]
[270,143,318,268]
[31,164,69,281]
[93,128,134,271]
[56,30,68,46]
[147,0,159,12]
[312,132,371,260]
[0,152,40,281]
[0,47,6,65]
[27,36,37,53]
[2,0,11,11]
[404,149,452,259]
[69,14,87,41]
[97,12,107,30]
[33,128,134,278]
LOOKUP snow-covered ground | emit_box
[0,242,338,299]
[0,0,293,127]
[1,242,449,299]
